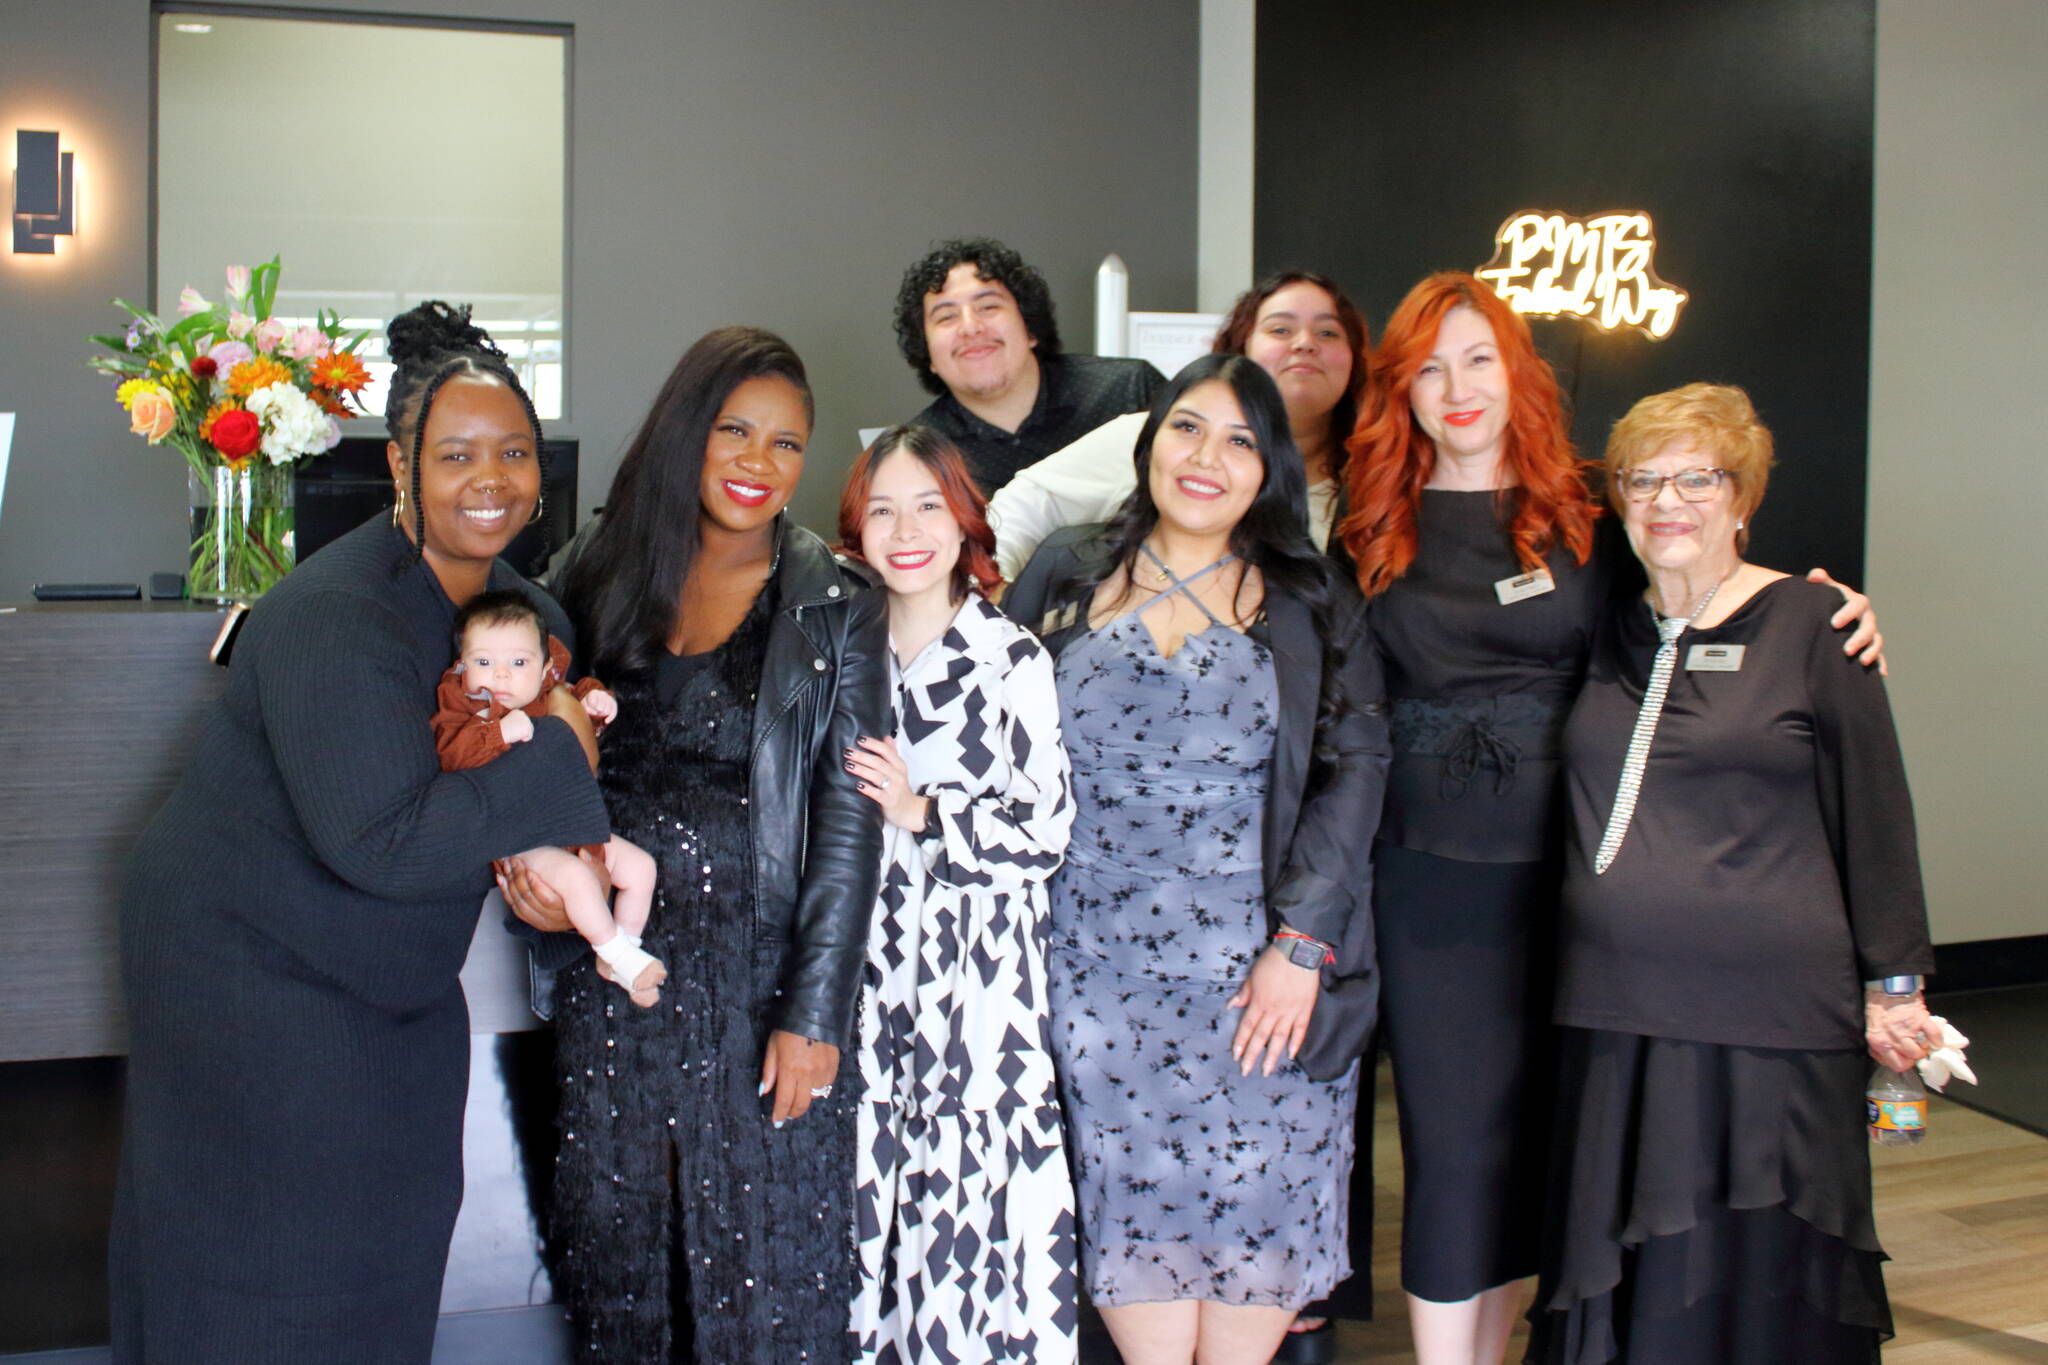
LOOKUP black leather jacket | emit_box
[1003,523,1390,1079]
[523,520,889,1048]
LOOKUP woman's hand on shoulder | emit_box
[1808,568,1886,675]
[1228,942,1321,1077]
[845,736,928,832]
[758,1029,841,1125]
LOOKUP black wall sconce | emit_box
[14,130,76,254]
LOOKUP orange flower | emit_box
[198,401,232,443]
[227,355,292,397]
[309,350,371,393]
[310,387,355,418]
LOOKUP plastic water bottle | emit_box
[1867,1065,1927,1145]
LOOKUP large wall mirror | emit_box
[156,9,569,418]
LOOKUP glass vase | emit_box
[188,460,295,603]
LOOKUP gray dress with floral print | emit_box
[1046,556,1356,1308]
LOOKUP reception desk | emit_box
[0,598,559,1353]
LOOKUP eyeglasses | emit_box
[1618,467,1731,502]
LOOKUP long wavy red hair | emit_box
[836,423,1002,600]
[1338,271,1595,596]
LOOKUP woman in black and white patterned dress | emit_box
[839,425,1079,1365]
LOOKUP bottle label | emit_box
[1868,1097,1927,1131]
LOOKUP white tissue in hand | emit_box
[1916,1017,1977,1091]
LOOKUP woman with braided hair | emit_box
[111,301,609,1362]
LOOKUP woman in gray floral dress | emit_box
[1004,355,1389,1365]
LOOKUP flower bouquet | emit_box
[88,258,373,602]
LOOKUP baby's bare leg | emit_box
[516,845,666,1004]
[514,845,617,947]
[601,835,658,940]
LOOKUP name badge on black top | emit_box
[1494,569,1555,605]
[1686,643,1746,672]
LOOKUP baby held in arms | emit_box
[433,591,664,1005]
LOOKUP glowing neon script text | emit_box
[1476,211,1687,339]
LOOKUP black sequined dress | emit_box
[552,591,858,1364]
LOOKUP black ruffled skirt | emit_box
[1524,1029,1891,1365]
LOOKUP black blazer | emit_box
[1003,523,1390,1079]
[526,520,890,1048]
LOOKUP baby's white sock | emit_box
[591,933,660,989]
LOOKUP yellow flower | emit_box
[116,377,157,411]
[227,355,292,397]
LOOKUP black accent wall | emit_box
[1255,0,1874,580]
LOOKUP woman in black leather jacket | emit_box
[501,326,888,1363]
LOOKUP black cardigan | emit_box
[113,517,611,1356]
[1003,523,1391,1079]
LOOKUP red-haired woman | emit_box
[838,424,1080,1364]
[1337,272,1882,1365]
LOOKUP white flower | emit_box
[245,382,329,463]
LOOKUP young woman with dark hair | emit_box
[1004,354,1388,1365]
[834,424,1080,1364]
[990,272,1372,577]
[1337,272,1883,1365]
[499,325,888,1363]
[111,303,608,1362]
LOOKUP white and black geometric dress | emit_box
[853,594,1081,1365]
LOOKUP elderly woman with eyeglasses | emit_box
[1524,383,1934,1365]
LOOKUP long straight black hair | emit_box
[1090,352,1349,748]
[1093,353,1317,610]
[556,326,813,679]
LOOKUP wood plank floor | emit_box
[1322,1082,2048,1364]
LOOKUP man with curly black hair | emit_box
[893,236,1165,494]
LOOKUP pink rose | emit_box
[252,319,287,353]
[321,415,343,451]
[129,388,177,443]
[288,326,324,360]
[224,265,251,300]
[227,311,254,340]
[208,339,254,373]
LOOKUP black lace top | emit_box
[1371,491,1626,862]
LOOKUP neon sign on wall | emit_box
[1476,211,1687,339]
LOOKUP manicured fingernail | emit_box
[758,1080,770,1096]
[773,1120,784,1130]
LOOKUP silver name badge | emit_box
[1685,643,1746,672]
[1493,569,1556,605]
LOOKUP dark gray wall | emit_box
[0,0,1198,597]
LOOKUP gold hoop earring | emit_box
[391,484,408,528]
[526,490,546,526]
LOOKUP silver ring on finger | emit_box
[877,779,889,791]
[809,1085,833,1099]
